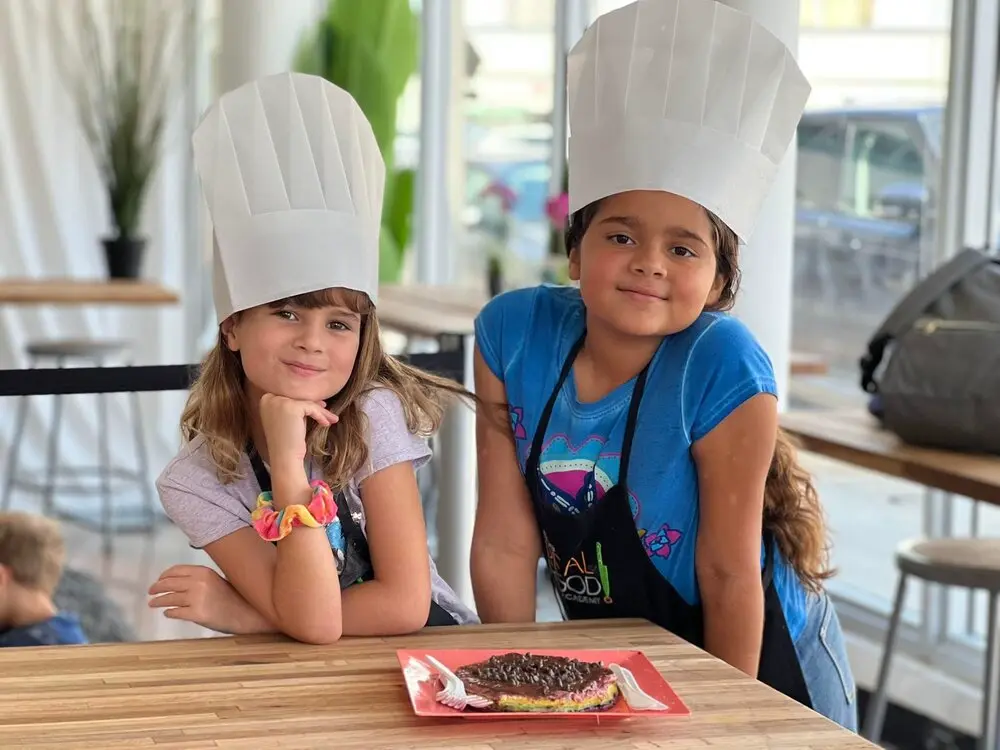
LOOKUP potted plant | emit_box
[295,0,419,284]
[52,0,191,279]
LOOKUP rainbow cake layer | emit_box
[454,652,619,713]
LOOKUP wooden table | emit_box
[378,283,485,338]
[0,278,179,305]
[780,410,1000,507]
[378,283,828,375]
[0,620,872,748]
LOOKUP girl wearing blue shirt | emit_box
[470,0,857,731]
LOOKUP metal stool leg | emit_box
[982,592,1000,750]
[1,393,31,510]
[96,377,114,558]
[41,357,66,517]
[128,390,155,527]
[864,572,909,742]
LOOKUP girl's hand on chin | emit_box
[258,392,338,467]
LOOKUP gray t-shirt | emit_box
[156,386,478,626]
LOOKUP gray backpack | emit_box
[860,248,1000,454]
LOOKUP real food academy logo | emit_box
[544,534,612,605]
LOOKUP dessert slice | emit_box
[454,652,619,712]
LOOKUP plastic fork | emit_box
[425,655,492,711]
[609,663,669,711]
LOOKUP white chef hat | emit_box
[193,72,384,323]
[567,0,811,242]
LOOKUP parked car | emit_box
[794,104,943,306]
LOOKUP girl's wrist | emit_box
[268,451,305,475]
[269,460,311,509]
[269,453,306,480]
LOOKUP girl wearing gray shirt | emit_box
[149,70,477,643]
[148,287,479,641]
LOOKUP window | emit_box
[918,108,944,158]
[841,120,927,221]
[796,119,847,211]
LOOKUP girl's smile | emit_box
[617,284,669,303]
[281,360,328,378]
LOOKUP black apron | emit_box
[247,445,457,627]
[527,333,812,707]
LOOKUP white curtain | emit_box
[0,0,201,496]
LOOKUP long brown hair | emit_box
[566,200,833,593]
[181,288,471,491]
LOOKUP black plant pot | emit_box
[102,236,146,279]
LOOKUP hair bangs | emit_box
[269,287,373,315]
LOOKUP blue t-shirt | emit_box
[0,612,88,647]
[474,285,809,640]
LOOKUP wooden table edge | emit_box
[0,278,180,305]
[781,410,1000,506]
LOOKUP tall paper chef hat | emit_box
[193,72,384,323]
[567,0,811,242]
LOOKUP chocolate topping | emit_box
[455,652,613,698]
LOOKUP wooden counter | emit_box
[781,409,1000,506]
[0,278,179,305]
[0,619,872,748]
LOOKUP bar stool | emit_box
[864,537,1000,749]
[0,339,156,556]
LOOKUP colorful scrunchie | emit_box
[251,480,338,542]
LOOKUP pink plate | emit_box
[396,648,690,719]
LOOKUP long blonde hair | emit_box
[181,288,471,490]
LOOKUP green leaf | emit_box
[293,27,324,75]
[384,168,415,253]
[295,0,420,271]
[379,227,405,283]
[309,25,395,155]
[327,0,418,100]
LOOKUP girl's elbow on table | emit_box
[370,579,434,634]
[289,618,343,646]
[275,584,429,644]
[395,591,434,633]
[273,591,344,645]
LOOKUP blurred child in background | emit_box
[0,512,87,647]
